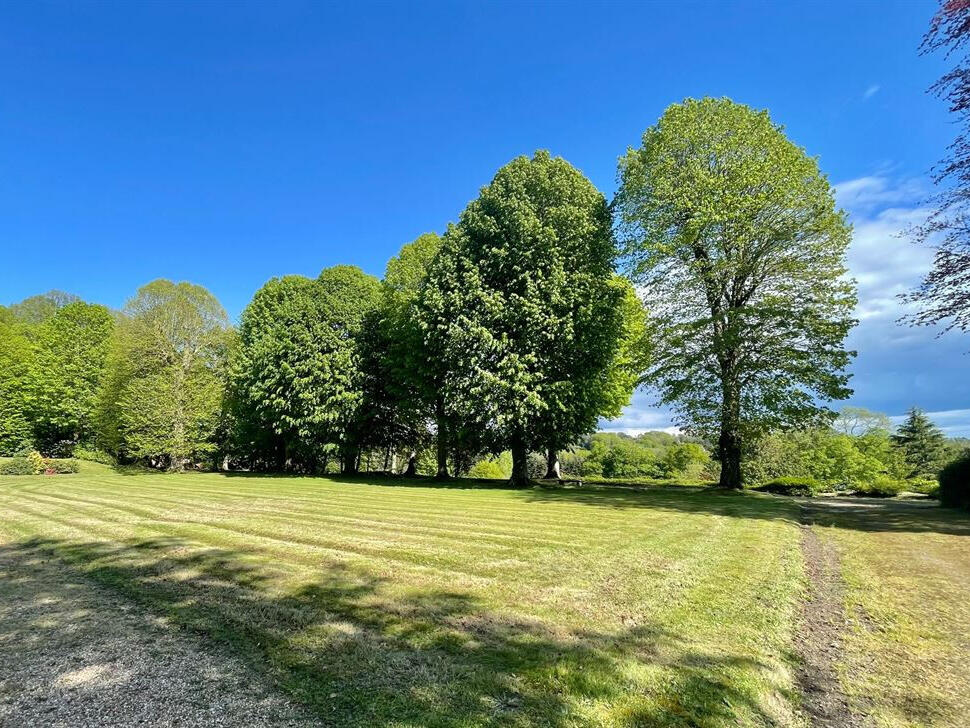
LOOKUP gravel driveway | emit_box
[0,544,321,727]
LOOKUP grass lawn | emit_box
[1,468,967,727]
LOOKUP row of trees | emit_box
[3,98,870,487]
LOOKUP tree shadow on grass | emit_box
[218,471,970,536]
[1,536,791,727]
[521,487,970,537]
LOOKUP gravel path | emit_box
[0,545,321,727]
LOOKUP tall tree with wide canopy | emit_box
[615,98,856,488]
[420,150,625,485]
[232,266,381,473]
[98,280,231,470]
[28,301,115,452]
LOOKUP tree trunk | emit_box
[717,381,743,489]
[342,444,359,475]
[390,451,397,474]
[544,446,561,480]
[510,435,529,487]
[434,399,449,479]
[404,450,418,476]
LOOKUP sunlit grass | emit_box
[812,502,970,727]
[0,471,808,727]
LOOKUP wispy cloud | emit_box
[604,172,970,438]
[863,84,881,100]
[889,409,970,437]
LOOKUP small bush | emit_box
[908,477,939,495]
[27,450,45,473]
[43,458,80,474]
[754,476,822,497]
[0,457,37,475]
[74,446,117,465]
[853,476,906,498]
[939,452,970,510]
[467,458,508,480]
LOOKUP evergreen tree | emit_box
[893,407,947,478]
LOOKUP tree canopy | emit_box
[419,150,634,484]
[99,280,231,470]
[615,97,856,488]
[231,266,381,473]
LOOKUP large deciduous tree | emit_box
[905,1,970,334]
[231,266,381,473]
[99,280,231,470]
[420,150,627,486]
[28,302,115,452]
[0,309,34,455]
[615,98,856,488]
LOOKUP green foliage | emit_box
[0,457,36,475]
[7,290,80,325]
[27,301,115,452]
[909,476,940,496]
[231,267,381,472]
[420,150,626,484]
[663,442,711,479]
[616,97,856,488]
[99,280,231,470]
[567,432,714,482]
[893,407,947,478]
[745,428,898,490]
[938,451,970,509]
[834,406,892,436]
[853,476,907,498]
[466,455,510,480]
[42,457,80,474]
[356,235,442,466]
[0,315,34,455]
[73,445,117,465]
[754,476,823,497]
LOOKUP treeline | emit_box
[2,97,968,492]
[0,152,649,484]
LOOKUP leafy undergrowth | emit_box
[0,472,804,727]
[807,500,970,727]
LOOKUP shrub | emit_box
[43,458,80,474]
[27,450,45,474]
[908,477,939,495]
[939,452,970,510]
[754,476,822,497]
[853,476,906,498]
[467,458,508,480]
[0,457,37,475]
[74,446,117,465]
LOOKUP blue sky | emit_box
[2,0,967,434]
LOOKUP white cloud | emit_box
[863,84,881,100]
[889,409,970,437]
[602,172,970,439]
